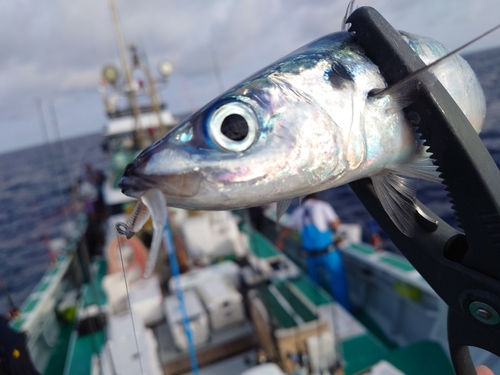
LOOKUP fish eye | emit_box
[208,102,257,152]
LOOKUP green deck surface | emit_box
[380,255,415,272]
[276,283,317,322]
[64,259,108,375]
[43,323,74,375]
[35,281,51,292]
[259,287,297,329]
[343,334,388,375]
[354,311,398,349]
[48,264,62,275]
[349,243,376,255]
[249,231,280,259]
[10,318,24,331]
[64,331,106,375]
[83,259,108,307]
[259,280,321,329]
[289,275,332,306]
[342,334,453,375]
[249,220,453,375]
[22,298,39,313]
[384,341,453,375]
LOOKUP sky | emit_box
[0,0,499,154]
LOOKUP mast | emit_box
[130,45,167,137]
[107,0,145,149]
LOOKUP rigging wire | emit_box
[36,99,74,239]
[48,100,74,186]
[161,40,197,114]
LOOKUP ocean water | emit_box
[1,47,500,314]
[0,134,108,313]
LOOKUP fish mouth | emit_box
[119,169,202,199]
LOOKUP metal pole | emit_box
[107,0,145,149]
[137,48,167,137]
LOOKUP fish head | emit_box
[119,33,363,210]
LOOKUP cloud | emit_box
[0,0,498,152]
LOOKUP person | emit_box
[248,206,265,233]
[368,219,383,251]
[476,366,494,375]
[0,316,41,375]
[275,193,351,311]
[81,164,108,257]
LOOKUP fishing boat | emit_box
[99,45,178,216]
[6,86,500,374]
[5,4,500,375]
[8,199,500,375]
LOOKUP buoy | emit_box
[106,235,149,275]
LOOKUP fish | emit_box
[118,19,486,275]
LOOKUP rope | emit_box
[162,209,200,374]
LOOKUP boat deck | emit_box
[156,319,255,375]
[63,259,107,375]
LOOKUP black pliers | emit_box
[346,7,500,375]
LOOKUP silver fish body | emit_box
[120,31,485,213]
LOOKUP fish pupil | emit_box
[220,114,249,141]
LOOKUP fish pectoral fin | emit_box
[371,171,417,237]
[276,198,293,222]
[388,155,442,183]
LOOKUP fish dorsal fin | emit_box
[276,198,293,222]
[371,171,417,237]
[370,23,500,111]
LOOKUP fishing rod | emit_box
[0,279,19,319]
[48,100,73,191]
[38,98,109,370]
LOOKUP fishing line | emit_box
[115,229,146,375]
[371,23,500,100]
[210,43,225,95]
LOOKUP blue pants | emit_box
[306,250,352,311]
